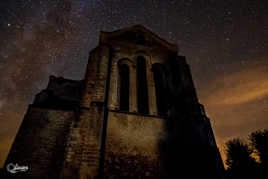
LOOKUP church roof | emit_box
[100,25,178,52]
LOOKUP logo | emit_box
[6,163,29,174]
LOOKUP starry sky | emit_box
[1,0,268,167]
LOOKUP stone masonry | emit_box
[4,25,225,179]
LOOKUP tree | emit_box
[225,128,268,178]
[225,138,258,179]
[249,129,268,177]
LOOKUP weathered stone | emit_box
[4,25,225,179]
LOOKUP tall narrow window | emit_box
[136,56,149,114]
[152,63,167,116]
[118,63,130,111]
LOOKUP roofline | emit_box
[99,25,178,52]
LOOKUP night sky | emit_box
[1,0,268,167]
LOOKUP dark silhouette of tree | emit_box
[225,139,259,179]
[225,128,268,178]
[249,129,268,177]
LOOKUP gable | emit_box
[100,25,178,52]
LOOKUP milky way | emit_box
[1,0,268,167]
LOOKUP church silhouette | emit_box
[4,25,225,179]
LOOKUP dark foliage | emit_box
[249,129,268,177]
[225,128,268,179]
[250,129,268,167]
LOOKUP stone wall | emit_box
[106,41,174,116]
[60,44,110,179]
[4,107,74,179]
[3,25,225,179]
[104,111,166,177]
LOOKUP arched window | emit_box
[118,63,130,111]
[136,56,149,114]
[152,63,167,116]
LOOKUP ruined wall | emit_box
[160,56,225,179]
[104,51,225,178]
[60,44,110,179]
[3,26,225,179]
[104,111,166,177]
[101,35,177,177]
[4,107,74,179]
[107,40,174,115]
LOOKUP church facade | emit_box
[4,25,225,178]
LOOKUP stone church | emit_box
[4,25,225,178]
